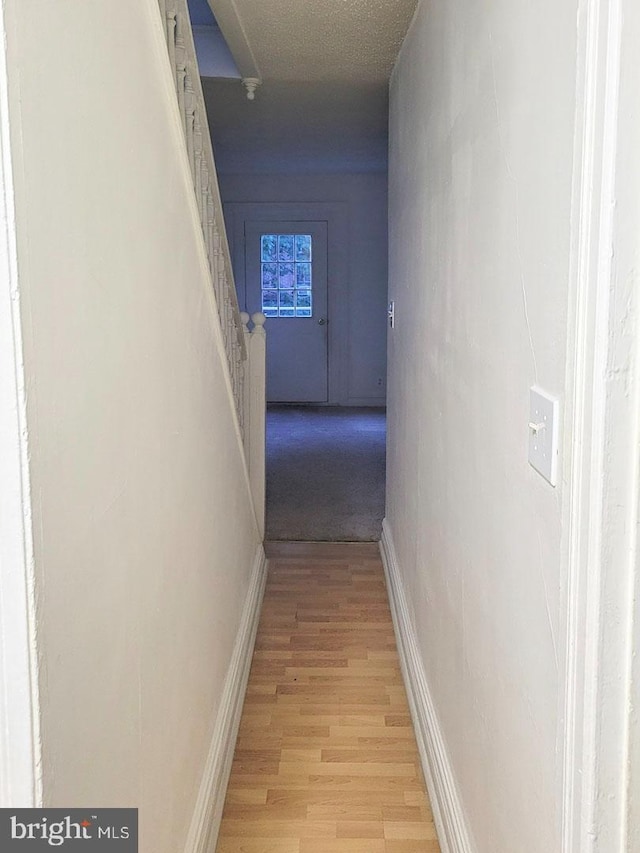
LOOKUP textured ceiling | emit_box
[204,0,419,174]
[231,0,419,84]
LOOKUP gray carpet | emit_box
[266,405,386,542]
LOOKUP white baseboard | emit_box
[184,543,267,853]
[380,519,474,853]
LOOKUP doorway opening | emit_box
[265,405,386,542]
[226,201,388,542]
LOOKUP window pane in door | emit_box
[279,290,295,316]
[262,290,278,316]
[278,235,295,262]
[296,290,312,317]
[261,234,277,262]
[262,263,277,289]
[296,263,311,287]
[295,235,312,262]
[279,263,295,289]
[261,233,313,317]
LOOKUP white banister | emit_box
[166,8,177,77]
[157,0,248,436]
[241,312,266,537]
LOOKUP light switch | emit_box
[528,386,559,486]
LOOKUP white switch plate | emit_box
[528,386,559,486]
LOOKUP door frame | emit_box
[0,0,41,808]
[244,220,329,403]
[225,201,350,405]
[561,0,640,847]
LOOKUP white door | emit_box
[245,220,328,403]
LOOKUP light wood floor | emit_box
[216,542,441,853]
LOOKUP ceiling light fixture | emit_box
[242,78,261,101]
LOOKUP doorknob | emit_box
[318,317,327,325]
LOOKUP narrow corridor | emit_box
[216,542,440,852]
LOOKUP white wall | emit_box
[0,0,40,806]
[5,1,261,849]
[220,173,388,405]
[387,1,578,850]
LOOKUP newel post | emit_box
[241,312,266,538]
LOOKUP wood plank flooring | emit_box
[216,542,441,853]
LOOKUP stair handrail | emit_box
[157,0,247,430]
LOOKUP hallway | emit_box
[216,542,440,852]
[3,2,638,851]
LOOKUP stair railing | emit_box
[157,0,247,432]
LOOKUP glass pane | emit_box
[261,233,315,319]
[296,290,311,309]
[262,289,278,313]
[279,262,295,289]
[296,290,312,317]
[279,290,295,316]
[278,235,295,262]
[295,235,312,262]
[261,234,277,262]
[296,263,312,288]
[261,263,278,289]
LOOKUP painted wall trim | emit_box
[561,0,640,847]
[207,0,261,79]
[380,520,474,853]
[0,0,41,809]
[183,543,267,853]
